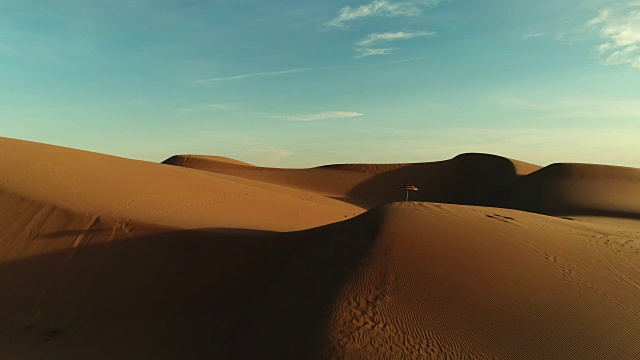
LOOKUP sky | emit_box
[1,0,639,167]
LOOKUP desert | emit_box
[1,136,640,359]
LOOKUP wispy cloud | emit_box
[269,111,364,122]
[326,0,442,29]
[385,55,431,64]
[589,4,640,68]
[355,48,395,58]
[196,68,313,83]
[356,30,435,46]
[522,32,544,41]
[354,30,434,58]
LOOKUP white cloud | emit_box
[386,55,431,64]
[597,43,613,53]
[356,30,434,46]
[522,32,544,41]
[589,5,640,68]
[327,0,441,29]
[355,48,395,58]
[605,45,640,67]
[269,111,364,122]
[196,68,313,83]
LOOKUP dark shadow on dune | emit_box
[343,155,640,221]
[233,212,385,359]
[503,163,640,220]
[345,153,523,209]
[0,213,385,359]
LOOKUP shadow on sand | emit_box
[345,153,523,208]
[343,154,640,221]
[0,211,385,359]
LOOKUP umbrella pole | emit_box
[405,190,409,202]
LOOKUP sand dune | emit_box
[166,152,640,220]
[164,153,541,208]
[0,137,360,232]
[507,163,640,218]
[2,137,640,359]
[241,203,640,359]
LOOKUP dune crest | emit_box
[163,154,255,168]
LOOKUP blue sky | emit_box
[1,0,639,167]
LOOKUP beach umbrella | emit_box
[399,184,419,202]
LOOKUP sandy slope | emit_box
[326,204,640,359]
[241,203,640,359]
[0,137,360,232]
[2,137,640,359]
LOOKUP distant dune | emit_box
[165,152,640,219]
[506,162,640,218]
[2,137,640,359]
[164,153,542,208]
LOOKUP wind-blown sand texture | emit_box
[2,136,640,359]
